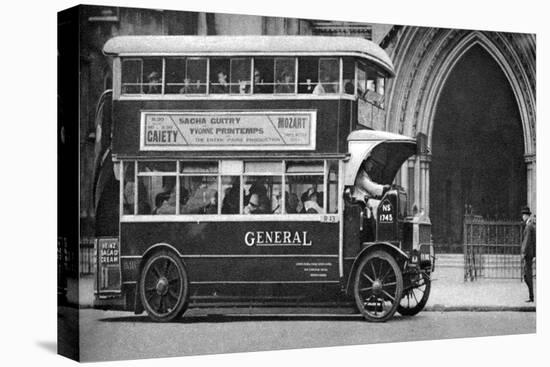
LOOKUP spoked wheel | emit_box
[140,250,189,322]
[397,271,431,316]
[353,250,403,322]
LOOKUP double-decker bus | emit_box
[94,35,434,322]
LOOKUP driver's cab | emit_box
[344,130,431,263]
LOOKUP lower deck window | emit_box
[120,160,339,217]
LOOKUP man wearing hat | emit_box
[520,206,536,302]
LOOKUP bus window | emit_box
[285,161,325,214]
[274,58,296,94]
[298,57,340,94]
[357,63,367,96]
[317,58,339,94]
[180,161,218,174]
[210,58,230,94]
[143,58,163,94]
[186,58,207,94]
[165,58,186,94]
[253,58,275,94]
[358,61,386,106]
[138,161,176,172]
[165,58,207,94]
[230,58,252,94]
[243,161,283,214]
[326,161,339,214]
[179,162,218,215]
[180,176,218,214]
[122,161,136,215]
[137,162,177,215]
[121,59,142,94]
[298,57,318,93]
[221,176,241,214]
[343,58,356,95]
[243,176,282,214]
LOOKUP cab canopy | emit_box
[103,35,394,77]
[344,130,417,186]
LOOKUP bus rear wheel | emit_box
[397,271,431,316]
[139,250,189,322]
[353,250,403,322]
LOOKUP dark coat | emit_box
[521,217,536,259]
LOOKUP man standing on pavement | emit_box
[520,206,536,302]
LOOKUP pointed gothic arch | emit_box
[384,27,536,214]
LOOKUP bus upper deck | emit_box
[103,36,393,158]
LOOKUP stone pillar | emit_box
[525,154,536,214]
[406,157,416,214]
[418,154,432,215]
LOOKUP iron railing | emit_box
[79,237,97,276]
[463,214,534,281]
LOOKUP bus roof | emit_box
[103,35,394,76]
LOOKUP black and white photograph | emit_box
[54,2,541,362]
[2,0,548,366]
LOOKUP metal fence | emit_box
[80,237,97,276]
[57,237,97,279]
[463,214,534,281]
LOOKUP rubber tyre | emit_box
[353,250,403,322]
[397,271,431,316]
[139,250,189,322]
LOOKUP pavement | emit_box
[70,254,536,312]
[426,254,536,311]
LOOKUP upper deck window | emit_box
[230,58,252,94]
[253,58,275,93]
[118,56,385,99]
[121,58,163,94]
[358,61,386,107]
[274,58,296,94]
[210,58,253,95]
[165,57,207,94]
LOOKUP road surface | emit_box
[70,308,535,362]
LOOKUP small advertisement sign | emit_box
[140,110,316,151]
[98,238,119,265]
[96,237,121,293]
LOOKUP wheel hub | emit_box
[372,279,383,295]
[156,277,169,296]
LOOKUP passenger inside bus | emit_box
[303,191,323,213]
[252,68,270,94]
[221,177,240,214]
[273,192,301,214]
[275,69,294,93]
[181,178,217,214]
[153,179,178,215]
[313,74,338,94]
[211,70,230,93]
[244,179,271,214]
[146,71,162,94]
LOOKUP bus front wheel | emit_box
[139,250,189,322]
[353,250,403,322]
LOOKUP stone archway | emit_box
[383,27,536,224]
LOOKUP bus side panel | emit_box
[112,99,353,156]
[120,221,340,283]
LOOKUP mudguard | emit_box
[345,242,409,295]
